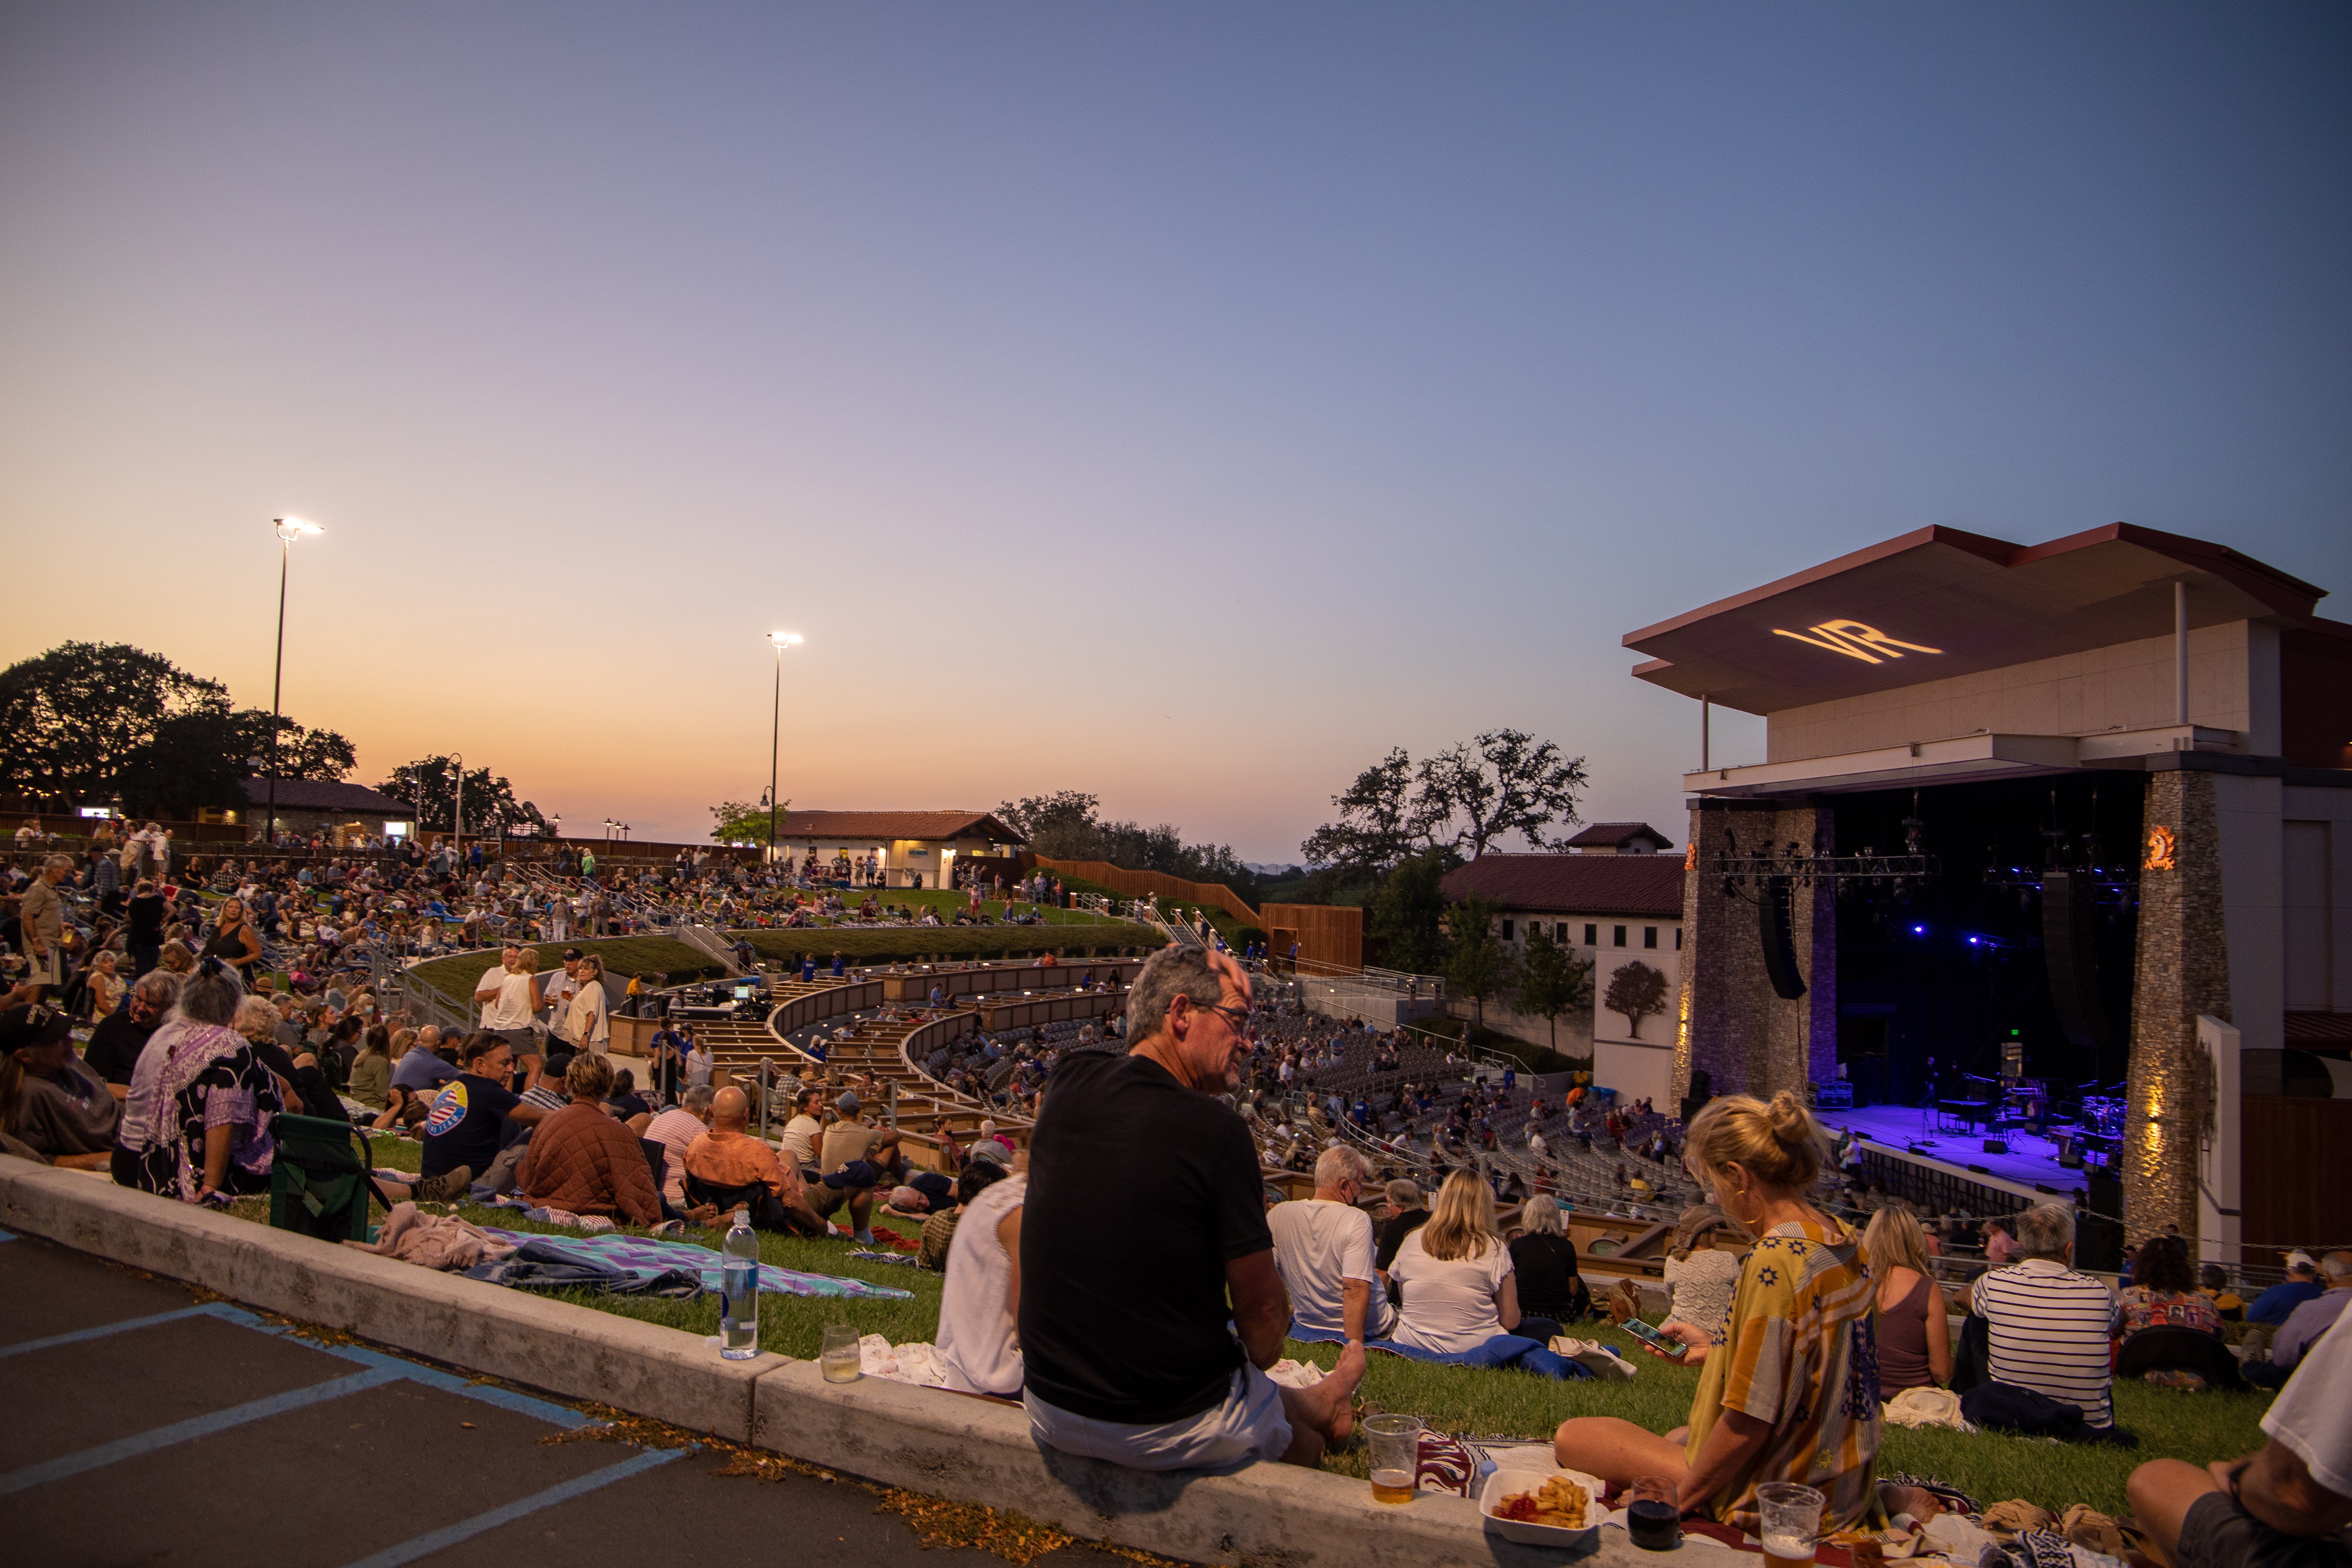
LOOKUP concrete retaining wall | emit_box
[0,1154,1659,1566]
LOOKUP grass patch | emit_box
[1282,1337,2268,1517]
[289,1126,2277,1519]
[405,936,723,1004]
[737,925,1160,966]
[787,888,1140,928]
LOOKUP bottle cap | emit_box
[735,1207,750,1226]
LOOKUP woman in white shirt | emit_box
[566,954,610,1055]
[936,1156,1027,1398]
[1389,1170,1534,1355]
[479,946,544,1039]
[1659,1204,1747,1362]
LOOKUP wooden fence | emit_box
[1032,858,1263,928]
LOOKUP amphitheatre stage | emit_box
[1827,1104,2088,1202]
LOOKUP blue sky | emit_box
[3,3,2346,857]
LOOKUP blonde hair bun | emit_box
[1685,1091,1826,1192]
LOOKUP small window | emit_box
[1584,924,1598,946]
[1644,926,1658,949]
[1501,919,1515,941]
[1674,927,1684,950]
[1613,924,1627,948]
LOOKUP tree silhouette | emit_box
[1604,960,1670,1039]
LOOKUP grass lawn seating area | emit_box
[406,936,724,1007]
[239,1128,2272,1522]
[739,925,1159,968]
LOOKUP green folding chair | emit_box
[269,1113,376,1244]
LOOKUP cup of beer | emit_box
[1754,1482,1827,1566]
[1363,1413,1423,1504]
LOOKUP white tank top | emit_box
[481,969,538,1031]
[936,1174,1027,1398]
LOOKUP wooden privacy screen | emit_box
[2241,1095,2352,1258]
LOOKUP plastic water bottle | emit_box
[719,1208,759,1360]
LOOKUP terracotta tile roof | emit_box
[242,778,410,815]
[1441,853,1686,917]
[1563,821,1674,851]
[770,810,1026,845]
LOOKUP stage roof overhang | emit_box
[1679,725,2240,799]
[1624,523,2328,717]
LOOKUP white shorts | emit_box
[1024,1362,1293,1471]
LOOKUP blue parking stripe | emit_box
[0,1228,15,1241]
[336,1445,690,1567]
[193,1301,596,1429]
[0,1366,402,1496]
[0,1304,214,1359]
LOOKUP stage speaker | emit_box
[1680,1070,1713,1128]
[1983,1138,2008,1155]
[1759,879,1806,1000]
[2042,871,2111,1055]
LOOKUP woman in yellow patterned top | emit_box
[1555,1091,1941,1534]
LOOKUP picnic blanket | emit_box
[477,1228,914,1300]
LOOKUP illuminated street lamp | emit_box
[768,633,803,864]
[266,518,324,846]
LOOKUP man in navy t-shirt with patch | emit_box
[419,1035,548,1185]
[1020,946,1363,1470]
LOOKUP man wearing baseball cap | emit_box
[0,1001,118,1169]
[812,1089,901,1246]
[2250,1253,2327,1327]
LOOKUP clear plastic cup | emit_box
[820,1323,862,1383]
[1754,1482,1826,1566]
[1363,1413,1423,1504]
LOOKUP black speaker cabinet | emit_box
[2042,870,2111,1054]
[1759,879,1806,1000]
[1983,1138,2008,1155]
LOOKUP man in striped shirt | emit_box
[1970,1203,2120,1429]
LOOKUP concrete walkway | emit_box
[0,1228,1138,1568]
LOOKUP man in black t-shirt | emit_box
[84,971,178,1088]
[1021,946,1362,1470]
[419,1034,548,1185]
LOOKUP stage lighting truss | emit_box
[1708,828,1938,906]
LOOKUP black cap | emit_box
[0,1004,73,1054]
[562,948,582,960]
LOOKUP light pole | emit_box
[450,752,464,856]
[767,632,802,865]
[267,518,324,847]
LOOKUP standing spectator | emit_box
[200,897,265,984]
[1970,1203,2120,1430]
[1267,1145,1392,1343]
[18,855,71,996]
[124,879,167,978]
[1020,946,1363,1470]
[565,954,610,1056]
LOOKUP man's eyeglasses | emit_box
[1194,1001,1252,1032]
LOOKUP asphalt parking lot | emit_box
[0,1227,1140,1568]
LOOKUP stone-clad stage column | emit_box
[1674,800,1837,1109]
[2124,768,2230,1246]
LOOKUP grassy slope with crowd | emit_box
[303,1138,2266,1519]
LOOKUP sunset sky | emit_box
[4,4,2347,859]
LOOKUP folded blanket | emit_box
[477,1227,914,1300]
[464,1238,702,1298]
[343,1202,517,1271]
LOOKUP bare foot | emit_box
[1314,1342,1369,1445]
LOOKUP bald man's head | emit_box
[711,1086,750,1130]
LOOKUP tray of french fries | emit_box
[1479,1468,1601,1547]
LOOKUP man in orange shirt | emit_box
[683,1086,830,1235]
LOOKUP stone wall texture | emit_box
[2124,767,2231,1246]
[1675,800,1838,1108]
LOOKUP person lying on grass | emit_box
[1553,1091,1942,1535]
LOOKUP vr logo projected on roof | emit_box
[1771,620,1944,665]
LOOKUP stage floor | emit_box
[1823,1103,2092,1198]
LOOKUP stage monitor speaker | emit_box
[1759,879,1806,1000]
[1983,1138,2009,1155]
[2042,871,2111,1055]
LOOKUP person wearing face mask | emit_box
[1552,1090,1943,1538]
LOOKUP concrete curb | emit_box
[0,1157,784,1441]
[0,1155,1662,1566]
